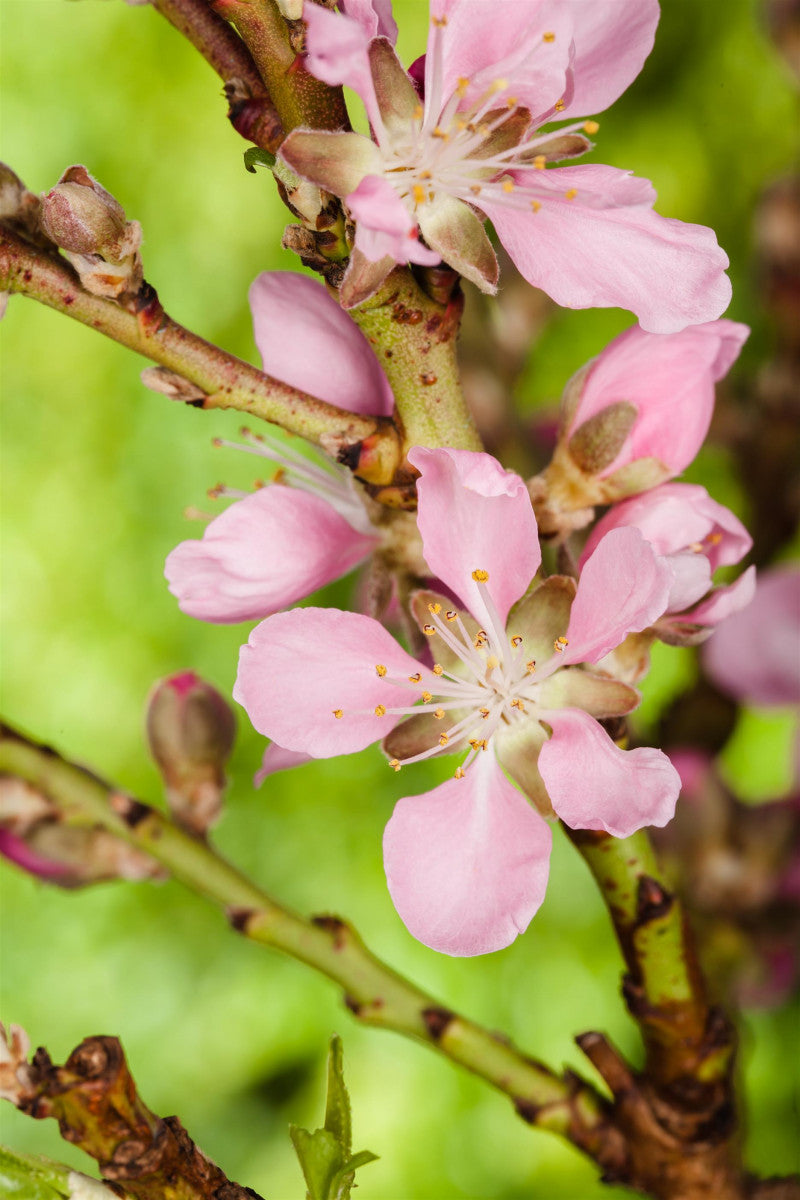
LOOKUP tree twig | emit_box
[0,227,402,484]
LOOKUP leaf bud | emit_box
[145,672,236,835]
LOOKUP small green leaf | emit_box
[290,1126,343,1200]
[330,1151,379,1200]
[324,1035,351,1158]
[243,147,276,173]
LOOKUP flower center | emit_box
[336,569,570,779]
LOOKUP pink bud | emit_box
[145,672,236,835]
[40,166,127,256]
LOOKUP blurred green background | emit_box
[1,1,798,1196]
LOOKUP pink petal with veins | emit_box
[235,607,427,756]
[250,272,394,417]
[166,487,377,623]
[564,528,672,664]
[539,708,680,837]
[383,750,551,955]
[409,447,541,627]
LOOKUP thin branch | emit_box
[152,0,285,155]
[0,721,613,1160]
[0,227,402,484]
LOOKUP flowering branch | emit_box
[152,0,285,155]
[0,227,402,485]
[0,721,614,1158]
[0,1027,260,1200]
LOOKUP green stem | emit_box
[349,269,482,461]
[0,721,610,1154]
[567,828,735,1091]
[0,228,401,484]
[211,0,348,134]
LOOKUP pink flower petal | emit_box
[166,487,377,623]
[234,607,427,756]
[249,272,394,417]
[409,447,541,627]
[564,527,673,664]
[427,0,572,122]
[383,750,552,956]
[703,568,800,706]
[567,324,748,475]
[539,708,680,837]
[480,165,732,334]
[303,1,383,129]
[341,0,397,41]
[254,742,313,787]
[348,176,440,266]
[552,0,659,118]
[675,565,756,628]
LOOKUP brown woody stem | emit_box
[211,0,349,134]
[0,227,402,485]
[152,0,285,155]
[0,721,611,1156]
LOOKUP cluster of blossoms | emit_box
[163,257,757,954]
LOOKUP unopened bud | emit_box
[0,777,163,887]
[0,1023,35,1105]
[145,672,236,835]
[40,167,126,255]
[0,162,45,246]
[39,166,143,300]
[140,366,206,403]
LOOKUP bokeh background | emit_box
[1,1,798,1196]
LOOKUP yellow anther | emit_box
[543,30,556,42]
[333,709,343,719]
[478,124,490,138]
[433,664,444,676]
[420,170,432,180]
[502,179,515,194]
[389,758,401,771]
[413,184,427,205]
[445,610,458,622]
[511,636,523,648]
[583,119,599,135]
[375,664,387,677]
[486,654,499,670]
[421,691,433,703]
[423,624,437,636]
[472,568,490,582]
[565,188,578,200]
[434,708,446,719]
[474,634,487,649]
[374,704,387,716]
[526,660,537,673]
[532,155,547,170]
[413,104,424,121]
[555,98,565,111]
[408,672,422,683]
[688,541,704,553]
[480,707,490,719]
[457,76,470,95]
[554,635,569,652]
[428,602,442,615]
[707,532,722,545]
[470,184,482,195]
[432,13,448,26]
[506,96,518,108]
[439,733,450,746]
[456,118,468,131]
[469,738,488,751]
[491,78,508,93]
[531,200,541,213]
[432,126,449,140]
[455,767,465,779]
[510,698,526,712]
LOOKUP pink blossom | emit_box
[580,483,755,637]
[166,273,388,622]
[703,567,800,707]
[282,0,731,329]
[558,320,749,489]
[235,448,679,956]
